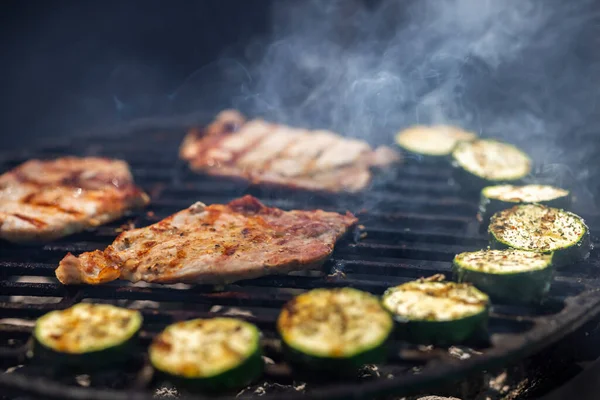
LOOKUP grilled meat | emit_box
[55,195,357,285]
[179,110,401,193]
[0,157,149,242]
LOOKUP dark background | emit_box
[0,0,270,150]
[0,0,598,162]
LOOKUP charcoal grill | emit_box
[0,123,599,400]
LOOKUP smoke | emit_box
[256,0,598,207]
[172,0,597,142]
[135,0,600,207]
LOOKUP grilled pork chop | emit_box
[0,157,149,242]
[55,195,357,285]
[180,110,401,193]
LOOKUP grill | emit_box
[1,123,599,400]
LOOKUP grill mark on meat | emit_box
[29,202,84,217]
[21,192,37,203]
[238,128,301,170]
[192,117,271,168]
[303,146,332,176]
[21,193,85,217]
[260,134,303,172]
[12,213,48,228]
[225,125,274,166]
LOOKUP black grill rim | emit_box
[0,120,600,400]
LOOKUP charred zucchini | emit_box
[394,125,477,160]
[33,303,142,368]
[489,204,590,267]
[382,276,489,345]
[454,249,555,304]
[149,318,262,392]
[479,184,571,228]
[277,288,393,374]
[451,139,532,192]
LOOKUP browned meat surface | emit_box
[55,195,357,285]
[0,157,149,242]
[179,110,401,193]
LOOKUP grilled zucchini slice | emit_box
[489,204,590,267]
[382,277,489,345]
[33,303,142,368]
[150,318,263,392]
[451,139,532,192]
[454,249,555,304]
[394,125,477,160]
[277,287,393,374]
[479,184,571,228]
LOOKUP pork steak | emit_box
[180,110,401,193]
[55,195,358,285]
[0,157,149,242]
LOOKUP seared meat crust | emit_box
[179,110,400,193]
[55,195,357,285]
[0,157,149,242]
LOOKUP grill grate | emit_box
[1,127,599,400]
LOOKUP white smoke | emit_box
[168,0,599,208]
[230,0,596,142]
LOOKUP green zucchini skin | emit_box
[382,279,490,346]
[392,311,489,346]
[488,205,590,268]
[450,140,532,194]
[33,335,140,371]
[453,251,555,305]
[478,187,572,231]
[399,148,450,165]
[452,163,521,194]
[150,318,263,393]
[280,340,387,376]
[452,161,529,195]
[277,288,393,375]
[32,304,142,370]
[155,350,263,393]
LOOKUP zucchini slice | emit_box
[451,139,532,192]
[479,184,571,228]
[149,318,262,392]
[382,277,489,345]
[33,303,142,368]
[277,288,393,374]
[454,249,555,304]
[394,125,477,159]
[489,204,590,267]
